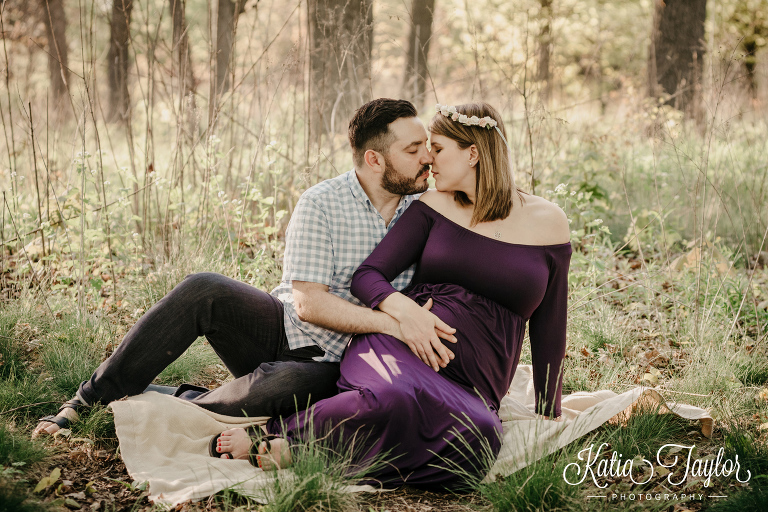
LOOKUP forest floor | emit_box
[2,244,765,511]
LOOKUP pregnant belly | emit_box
[404,283,525,408]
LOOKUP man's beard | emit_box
[381,158,430,195]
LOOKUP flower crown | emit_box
[436,103,497,130]
[435,103,511,151]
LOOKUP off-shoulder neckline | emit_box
[413,199,572,249]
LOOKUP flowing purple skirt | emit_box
[266,284,525,489]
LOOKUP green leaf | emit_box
[34,467,61,493]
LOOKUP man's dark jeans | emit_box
[79,273,340,418]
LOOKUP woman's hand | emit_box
[378,294,457,371]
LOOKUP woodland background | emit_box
[0,0,767,511]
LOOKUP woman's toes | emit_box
[258,438,291,471]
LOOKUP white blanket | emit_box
[111,365,712,505]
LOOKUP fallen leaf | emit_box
[34,467,61,493]
[642,372,659,386]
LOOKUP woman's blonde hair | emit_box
[428,102,522,226]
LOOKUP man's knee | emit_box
[180,272,225,289]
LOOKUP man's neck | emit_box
[355,169,403,226]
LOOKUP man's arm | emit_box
[293,281,402,337]
[293,281,456,371]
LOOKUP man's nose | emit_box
[422,149,434,164]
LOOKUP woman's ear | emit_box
[468,144,479,167]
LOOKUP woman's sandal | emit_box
[208,426,282,467]
[33,398,84,437]
[253,435,291,471]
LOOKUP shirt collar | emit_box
[346,169,372,207]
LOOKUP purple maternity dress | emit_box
[266,200,571,489]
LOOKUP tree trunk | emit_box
[536,0,552,100]
[648,0,706,117]
[170,0,195,98]
[39,0,69,103]
[208,0,244,127]
[402,0,434,109]
[108,0,133,123]
[308,0,374,138]
[214,0,244,96]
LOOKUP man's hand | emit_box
[379,293,457,372]
[293,282,457,372]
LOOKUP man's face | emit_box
[379,117,433,195]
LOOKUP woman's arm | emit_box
[351,200,457,371]
[528,244,572,419]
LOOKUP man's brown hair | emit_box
[349,99,418,168]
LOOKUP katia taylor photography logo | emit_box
[563,443,752,489]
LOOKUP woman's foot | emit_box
[32,398,82,438]
[256,437,292,471]
[210,427,291,470]
[214,428,255,460]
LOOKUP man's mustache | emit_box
[418,165,431,176]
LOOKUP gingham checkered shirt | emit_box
[270,170,417,362]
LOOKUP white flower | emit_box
[469,116,480,125]
[458,114,469,124]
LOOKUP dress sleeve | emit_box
[351,201,434,309]
[282,195,334,285]
[528,244,572,418]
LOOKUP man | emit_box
[33,98,456,437]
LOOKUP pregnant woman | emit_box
[214,102,571,489]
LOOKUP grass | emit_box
[480,445,581,512]
[708,475,768,511]
[0,479,48,512]
[156,338,219,385]
[593,405,689,461]
[259,420,394,512]
[0,424,46,467]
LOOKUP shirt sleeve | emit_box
[528,244,572,418]
[282,195,334,285]
[351,200,434,309]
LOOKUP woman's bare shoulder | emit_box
[521,194,571,244]
[418,189,454,214]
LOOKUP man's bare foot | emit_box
[256,437,292,471]
[32,400,80,438]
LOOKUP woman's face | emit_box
[429,133,476,194]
